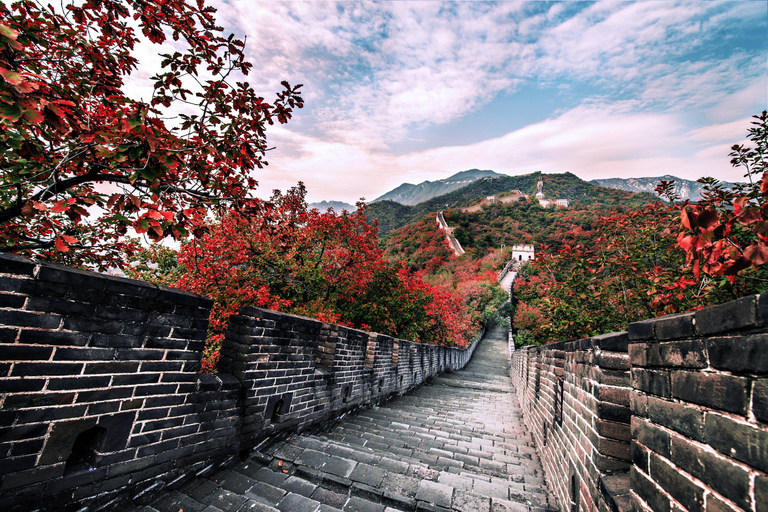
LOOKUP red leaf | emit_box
[743,242,768,266]
[680,208,695,230]
[723,256,751,276]
[697,209,719,232]
[23,108,44,124]
[55,237,70,253]
[0,67,22,85]
[737,208,762,225]
[762,171,768,195]
[733,196,749,216]
[51,200,68,213]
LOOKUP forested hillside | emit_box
[367,172,659,236]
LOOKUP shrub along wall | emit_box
[511,292,768,512]
[0,253,480,512]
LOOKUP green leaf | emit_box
[138,166,161,181]
[0,103,22,122]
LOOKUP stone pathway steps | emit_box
[124,326,557,512]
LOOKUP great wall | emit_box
[0,251,766,512]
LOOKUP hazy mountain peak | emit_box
[308,200,356,212]
[589,176,737,201]
[374,169,506,206]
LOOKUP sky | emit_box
[145,1,768,204]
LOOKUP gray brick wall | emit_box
[0,253,481,511]
[511,293,768,512]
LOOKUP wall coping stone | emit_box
[626,293,767,341]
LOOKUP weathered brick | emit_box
[17,330,90,346]
[53,347,115,361]
[631,442,649,473]
[596,419,632,442]
[36,263,106,289]
[647,396,705,442]
[133,384,178,397]
[11,362,83,377]
[695,295,756,335]
[596,385,630,407]
[628,319,655,341]
[62,317,122,334]
[76,387,133,403]
[0,378,46,393]
[634,340,708,369]
[90,334,144,349]
[46,375,111,391]
[597,352,630,371]
[598,402,630,423]
[83,362,140,374]
[654,312,696,341]
[755,475,768,512]
[707,333,768,373]
[0,310,61,329]
[0,464,65,491]
[630,466,670,512]
[14,404,88,425]
[3,393,75,409]
[0,293,26,309]
[631,368,670,397]
[631,392,648,418]
[649,453,704,512]
[753,378,768,424]
[0,254,37,276]
[0,345,53,361]
[632,417,670,459]
[670,430,751,511]
[0,328,18,343]
[593,331,630,352]
[671,371,749,415]
[114,349,165,361]
[705,413,768,474]
[25,297,95,317]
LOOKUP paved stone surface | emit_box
[116,326,557,512]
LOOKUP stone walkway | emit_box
[124,327,558,512]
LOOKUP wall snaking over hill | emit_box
[511,293,768,512]
[0,253,480,512]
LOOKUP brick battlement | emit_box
[0,253,480,511]
[511,293,768,512]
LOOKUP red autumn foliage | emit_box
[0,0,302,270]
[164,184,476,371]
[665,111,768,283]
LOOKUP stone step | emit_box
[109,326,559,512]
[260,433,554,512]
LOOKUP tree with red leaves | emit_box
[513,112,768,346]
[131,184,477,371]
[669,111,768,284]
[0,0,302,270]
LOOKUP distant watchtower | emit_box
[512,244,535,263]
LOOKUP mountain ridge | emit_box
[367,171,659,236]
[589,175,738,201]
[373,169,506,205]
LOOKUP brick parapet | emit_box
[512,331,634,512]
[511,293,768,512]
[0,253,480,511]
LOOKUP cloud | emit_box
[115,1,765,203]
[212,1,764,152]
[258,97,757,203]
